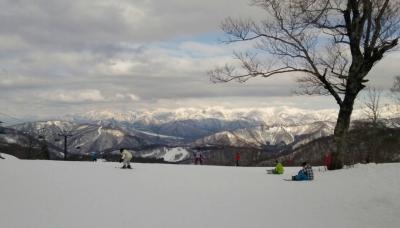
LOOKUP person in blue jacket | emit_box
[292,162,314,181]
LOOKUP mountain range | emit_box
[194,121,335,148]
[2,106,398,163]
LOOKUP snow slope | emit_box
[0,158,399,228]
[139,147,190,162]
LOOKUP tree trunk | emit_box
[330,92,358,170]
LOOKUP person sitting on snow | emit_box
[267,160,284,174]
[274,160,284,174]
[292,162,314,181]
[119,148,133,169]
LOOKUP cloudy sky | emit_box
[1,0,399,119]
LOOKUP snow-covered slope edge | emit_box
[0,160,399,228]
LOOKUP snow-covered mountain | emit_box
[11,121,150,155]
[0,126,64,159]
[66,106,340,126]
[63,106,398,144]
[6,106,398,162]
[66,105,399,126]
[195,121,335,148]
[61,106,339,142]
[9,120,195,161]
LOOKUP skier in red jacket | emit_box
[235,152,240,166]
[323,153,332,171]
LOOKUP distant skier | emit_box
[91,151,97,162]
[267,160,284,174]
[194,151,203,165]
[323,153,332,171]
[119,148,132,169]
[292,162,314,181]
[235,152,240,166]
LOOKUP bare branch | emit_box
[211,0,399,109]
[361,87,382,124]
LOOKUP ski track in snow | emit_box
[162,147,190,162]
[97,125,102,137]
[0,156,399,228]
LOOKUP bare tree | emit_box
[391,76,400,103]
[362,87,382,124]
[209,0,400,169]
[390,75,400,121]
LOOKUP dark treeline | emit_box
[258,123,400,167]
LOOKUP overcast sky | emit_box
[0,0,399,119]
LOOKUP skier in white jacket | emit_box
[120,148,133,169]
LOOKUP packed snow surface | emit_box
[162,147,190,162]
[1,158,399,228]
[139,147,190,162]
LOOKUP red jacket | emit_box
[324,153,332,167]
[235,152,240,161]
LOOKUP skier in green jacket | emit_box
[267,160,284,174]
[273,161,284,174]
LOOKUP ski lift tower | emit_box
[58,131,73,160]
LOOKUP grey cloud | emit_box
[0,0,263,50]
[0,0,399,118]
